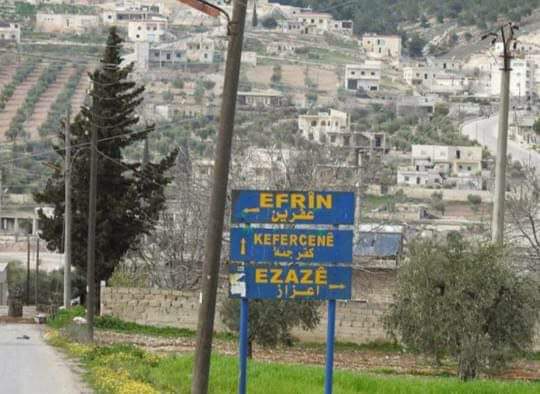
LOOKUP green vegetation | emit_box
[6,261,85,308]
[0,59,37,111]
[48,334,540,394]
[221,299,320,357]
[385,236,540,380]
[35,27,177,287]
[39,65,85,137]
[7,62,64,141]
[16,2,97,17]
[275,0,538,34]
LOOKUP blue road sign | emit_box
[231,190,355,225]
[230,227,353,263]
[228,263,352,300]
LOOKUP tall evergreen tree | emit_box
[252,0,258,27]
[35,27,177,287]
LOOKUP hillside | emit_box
[273,0,539,35]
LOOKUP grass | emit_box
[300,340,402,353]
[48,333,540,394]
[48,308,236,341]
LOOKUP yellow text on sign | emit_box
[259,192,333,210]
[254,267,327,285]
[253,232,334,248]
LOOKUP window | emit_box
[456,150,461,159]
[166,53,171,60]
[459,165,463,170]
[308,133,314,140]
[330,135,336,143]
[343,136,350,146]
[361,71,365,75]
[416,177,421,185]
[404,176,410,181]
[351,71,355,75]
[136,34,140,38]
[138,26,142,30]
[371,72,375,76]
[321,121,326,126]
[311,120,317,127]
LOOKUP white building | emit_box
[279,10,353,36]
[127,16,167,42]
[491,58,534,99]
[362,34,401,60]
[0,20,20,43]
[298,109,349,143]
[148,35,215,66]
[397,145,483,189]
[237,89,284,108]
[266,41,299,57]
[102,5,162,27]
[35,13,100,33]
[403,62,468,94]
[345,61,382,93]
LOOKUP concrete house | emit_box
[298,109,349,143]
[0,21,21,43]
[35,13,100,33]
[127,16,167,42]
[362,34,401,60]
[237,89,285,108]
[397,145,483,189]
[345,61,382,93]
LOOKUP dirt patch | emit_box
[95,330,540,381]
[0,316,34,324]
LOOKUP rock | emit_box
[73,316,87,325]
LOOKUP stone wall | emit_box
[100,270,540,349]
[100,270,395,344]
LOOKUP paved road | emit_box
[0,324,89,394]
[461,116,540,172]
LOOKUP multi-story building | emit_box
[298,109,349,143]
[279,10,353,36]
[0,20,20,43]
[345,61,382,93]
[403,62,468,94]
[362,34,401,59]
[127,16,167,42]
[102,5,162,26]
[148,35,215,66]
[35,13,100,33]
[397,145,483,189]
[491,57,534,99]
[237,89,285,108]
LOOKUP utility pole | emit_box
[26,235,30,304]
[35,237,39,307]
[191,0,247,393]
[86,115,98,341]
[64,108,72,308]
[484,23,518,244]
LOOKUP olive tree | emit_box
[385,235,539,380]
[221,299,320,358]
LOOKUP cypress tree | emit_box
[252,0,258,27]
[35,27,177,287]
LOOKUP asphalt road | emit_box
[461,116,540,171]
[0,324,89,394]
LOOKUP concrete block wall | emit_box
[100,270,539,349]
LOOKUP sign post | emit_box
[229,190,355,394]
[239,297,248,394]
[325,299,336,394]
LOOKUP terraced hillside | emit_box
[0,62,45,140]
[24,65,76,139]
[70,67,91,116]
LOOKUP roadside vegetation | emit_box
[46,327,540,394]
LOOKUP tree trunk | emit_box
[248,340,253,359]
[458,355,477,381]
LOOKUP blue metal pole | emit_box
[324,299,336,394]
[239,297,249,394]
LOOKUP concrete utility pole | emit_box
[485,23,518,244]
[86,114,98,341]
[35,237,39,307]
[26,235,30,304]
[191,1,247,393]
[64,109,72,308]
